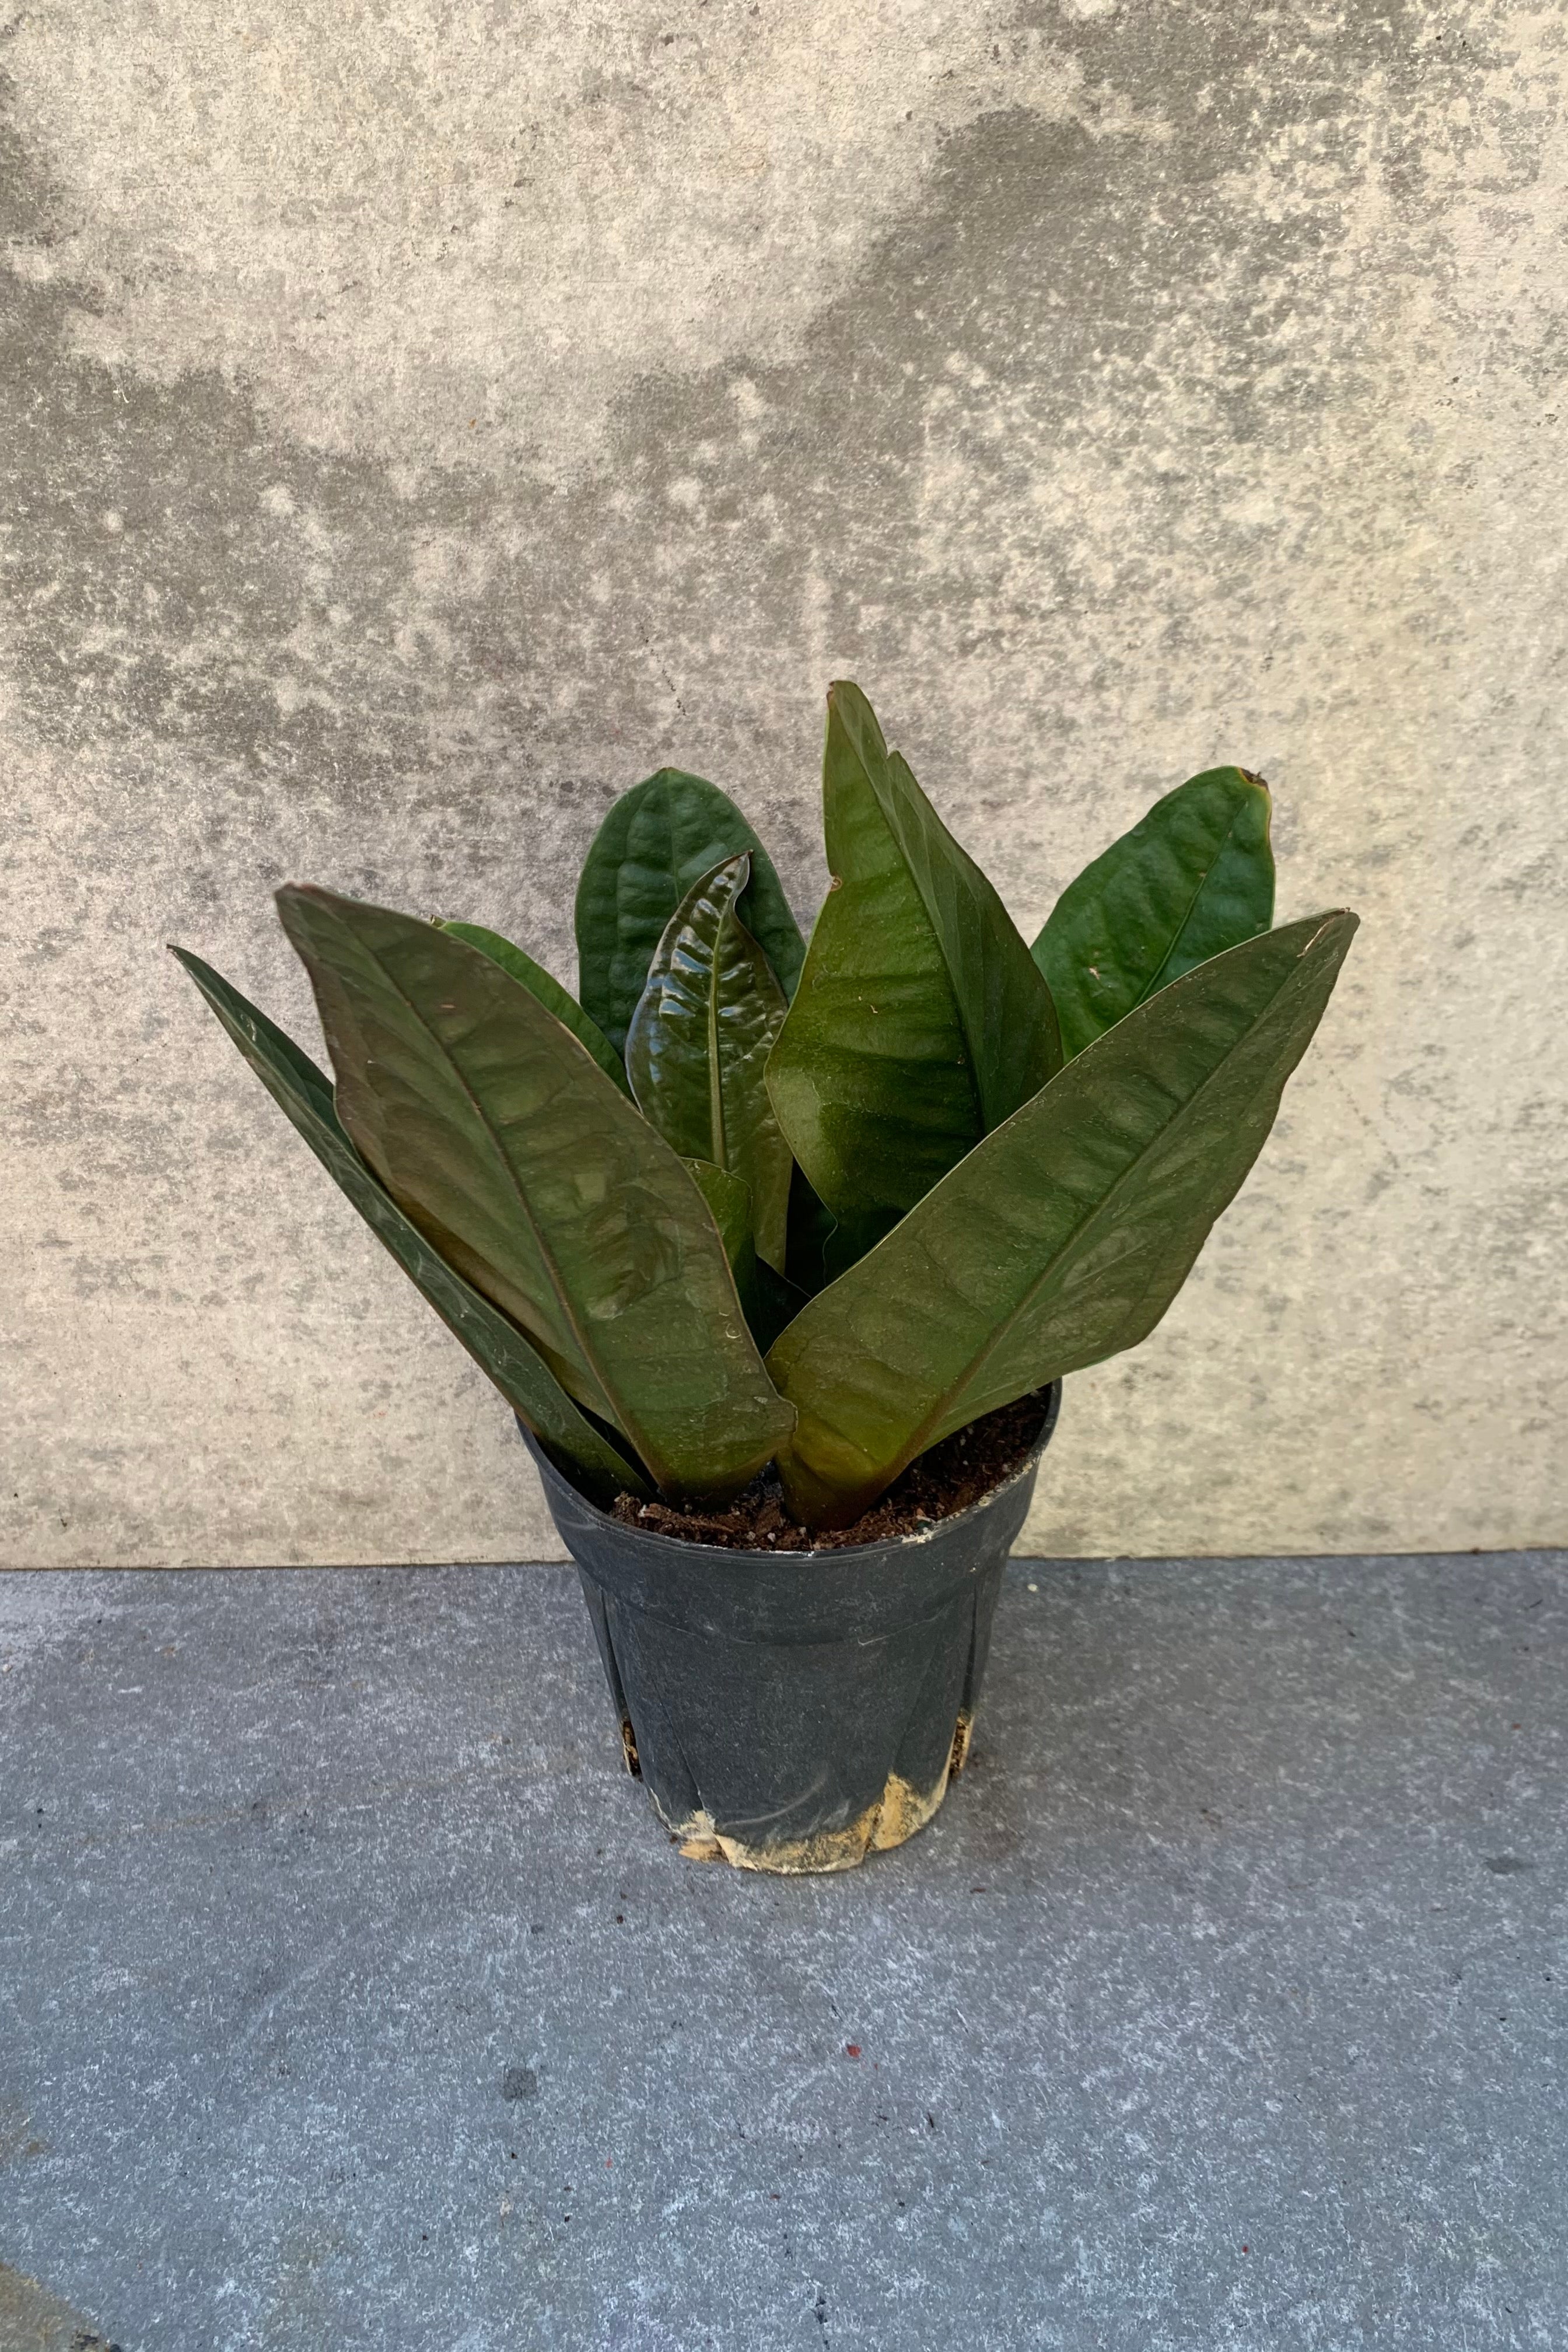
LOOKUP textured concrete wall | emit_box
[4,2,1564,1567]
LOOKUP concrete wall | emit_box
[4,2,1564,1567]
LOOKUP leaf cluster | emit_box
[176,684,1356,1531]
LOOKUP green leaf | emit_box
[682,1156,753,1267]
[435,920,632,1096]
[275,887,794,1504]
[575,768,806,1055]
[783,1163,838,1297]
[744,1256,810,1357]
[684,1156,807,1355]
[1032,765,1275,1058]
[169,946,650,1508]
[767,911,1358,1527]
[625,853,793,1272]
[765,681,1062,1234]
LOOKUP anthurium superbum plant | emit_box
[175,683,1357,1532]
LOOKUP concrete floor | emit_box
[1,1551,1563,2351]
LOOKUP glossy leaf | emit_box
[684,1156,807,1356]
[436,920,631,1095]
[766,681,1061,1236]
[170,946,650,1507]
[683,1156,752,1268]
[1033,766,1274,1058]
[276,886,794,1503]
[768,912,1358,1527]
[626,853,793,1272]
[575,768,805,1055]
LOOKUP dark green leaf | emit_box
[626,853,793,1271]
[765,681,1061,1230]
[819,1208,891,1285]
[682,1156,752,1267]
[684,1156,807,1355]
[436,920,631,1095]
[1032,766,1275,1058]
[744,1256,810,1357]
[170,945,650,1507]
[783,1163,838,1296]
[575,768,805,1054]
[767,912,1358,1527]
[275,887,794,1503]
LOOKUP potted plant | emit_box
[175,683,1356,1873]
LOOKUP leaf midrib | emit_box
[875,766,1032,1130]
[355,926,626,1434]
[859,748,984,1143]
[705,880,732,1172]
[1133,794,1252,1010]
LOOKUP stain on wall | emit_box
[3,1,1564,1564]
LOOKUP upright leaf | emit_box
[575,768,806,1054]
[1033,766,1274,1058]
[765,682,1061,1239]
[768,912,1358,1527]
[683,1157,804,1354]
[170,946,650,1507]
[682,1157,753,1269]
[276,887,794,1503]
[625,853,793,1272]
[436,920,631,1096]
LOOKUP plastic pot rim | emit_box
[519,1379,1062,1572]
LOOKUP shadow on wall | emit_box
[0,4,1475,854]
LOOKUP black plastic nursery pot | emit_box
[519,1384,1061,1875]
